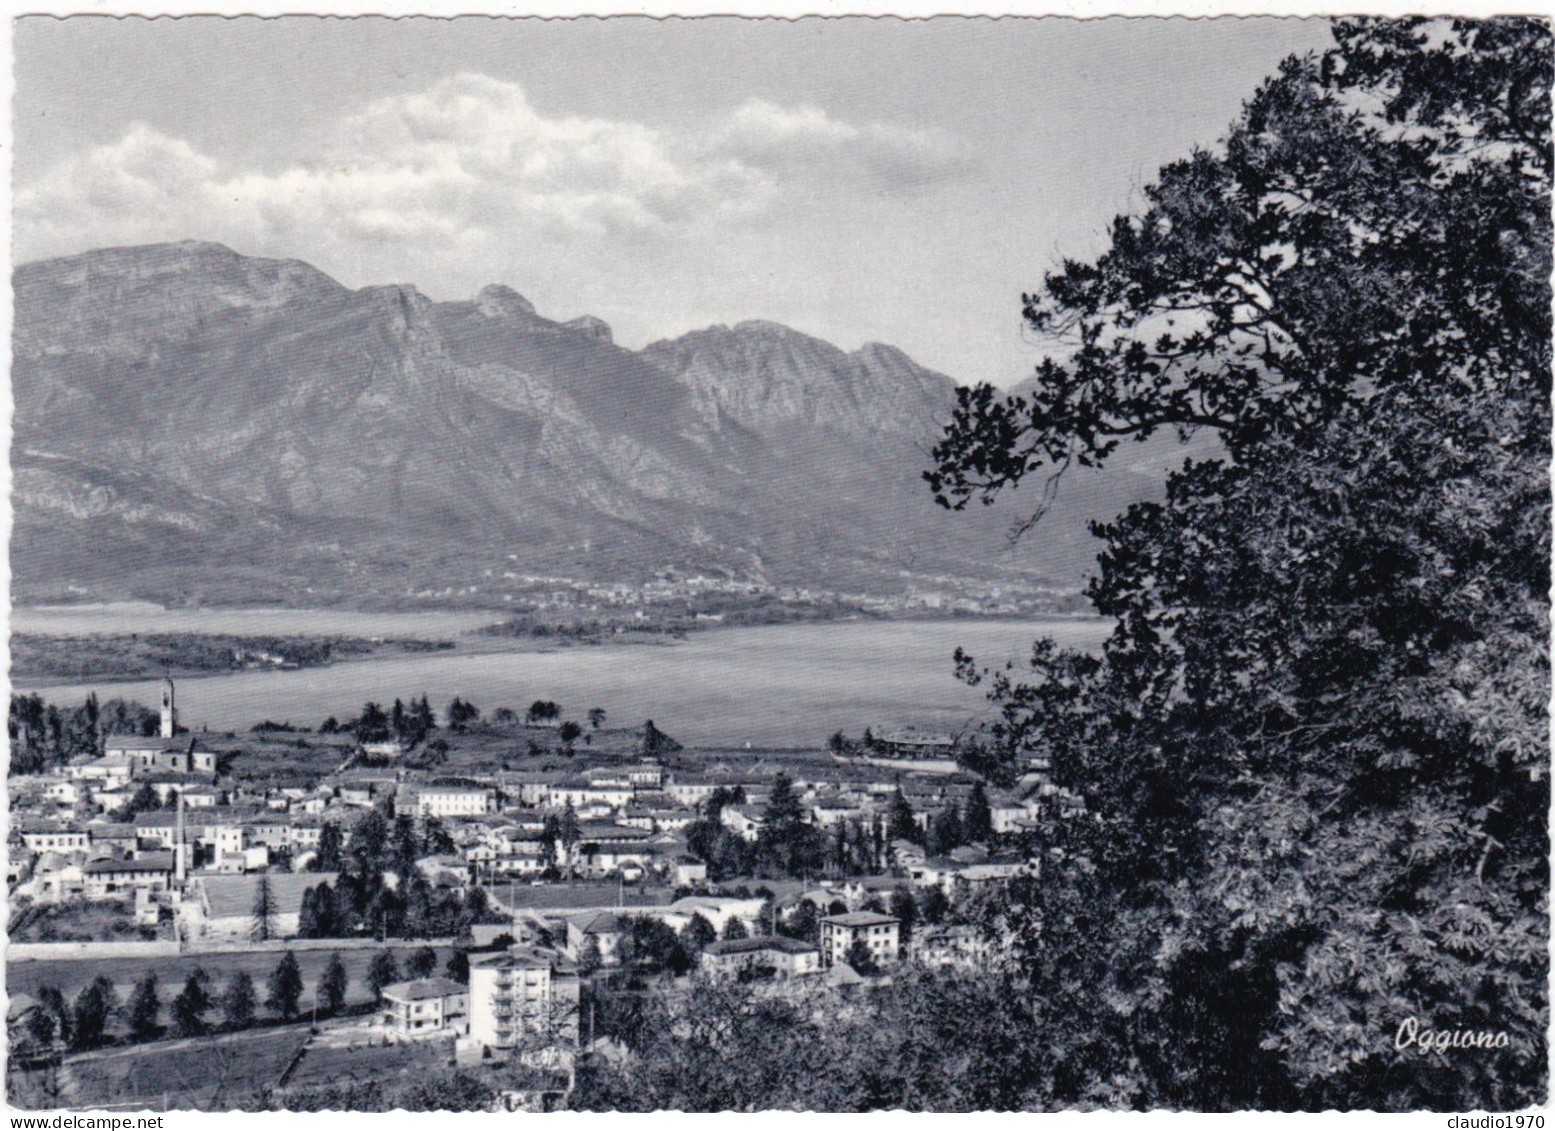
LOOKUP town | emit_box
[6,677,1078,1110]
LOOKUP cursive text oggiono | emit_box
[1395,1017,1510,1055]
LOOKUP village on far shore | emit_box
[7,676,1083,1110]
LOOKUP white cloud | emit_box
[15,73,970,268]
[713,97,972,190]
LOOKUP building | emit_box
[819,911,900,969]
[701,935,821,980]
[413,786,496,819]
[913,924,997,970]
[82,853,176,898]
[380,977,469,1036]
[468,946,580,1053]
[20,826,89,854]
[565,912,630,966]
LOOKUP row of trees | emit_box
[21,953,309,1054]
[18,944,476,1058]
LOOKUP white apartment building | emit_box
[469,946,581,1054]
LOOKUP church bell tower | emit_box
[160,677,177,738]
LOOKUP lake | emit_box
[11,617,1110,749]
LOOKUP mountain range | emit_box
[12,241,1157,609]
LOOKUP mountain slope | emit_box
[12,242,1156,608]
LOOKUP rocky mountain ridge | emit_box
[12,242,1153,608]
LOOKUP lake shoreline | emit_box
[9,617,1111,748]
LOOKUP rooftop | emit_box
[198,872,338,918]
[822,911,899,928]
[471,945,575,973]
[382,977,466,1002]
[104,735,196,752]
[704,936,818,957]
[84,853,175,874]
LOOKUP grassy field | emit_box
[282,1034,456,1094]
[7,942,461,1020]
[9,899,166,944]
[9,1025,308,1110]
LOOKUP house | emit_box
[913,924,997,970]
[67,757,134,785]
[468,946,581,1053]
[663,779,720,808]
[819,911,900,969]
[82,853,176,898]
[565,912,630,966]
[673,856,708,887]
[381,977,469,1036]
[359,738,406,761]
[701,935,821,980]
[989,794,1041,834]
[86,823,138,857]
[42,780,82,807]
[719,806,765,842]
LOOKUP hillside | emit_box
[13,242,1157,608]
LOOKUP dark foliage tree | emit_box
[318,953,349,1016]
[222,971,257,1029]
[35,986,72,1048]
[355,701,390,743]
[681,912,718,952]
[444,949,471,983]
[446,697,480,732]
[127,972,160,1042]
[169,969,212,1039]
[721,916,750,942]
[961,782,994,845]
[366,950,400,1002]
[313,820,344,873]
[24,1006,57,1051]
[639,719,682,757]
[886,791,919,844]
[250,873,277,942]
[267,952,304,1021]
[297,885,323,939]
[925,17,1551,1111]
[69,982,112,1050]
[843,937,878,976]
[889,888,918,943]
[407,945,438,979]
[526,700,561,726]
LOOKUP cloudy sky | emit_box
[15,16,1332,387]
